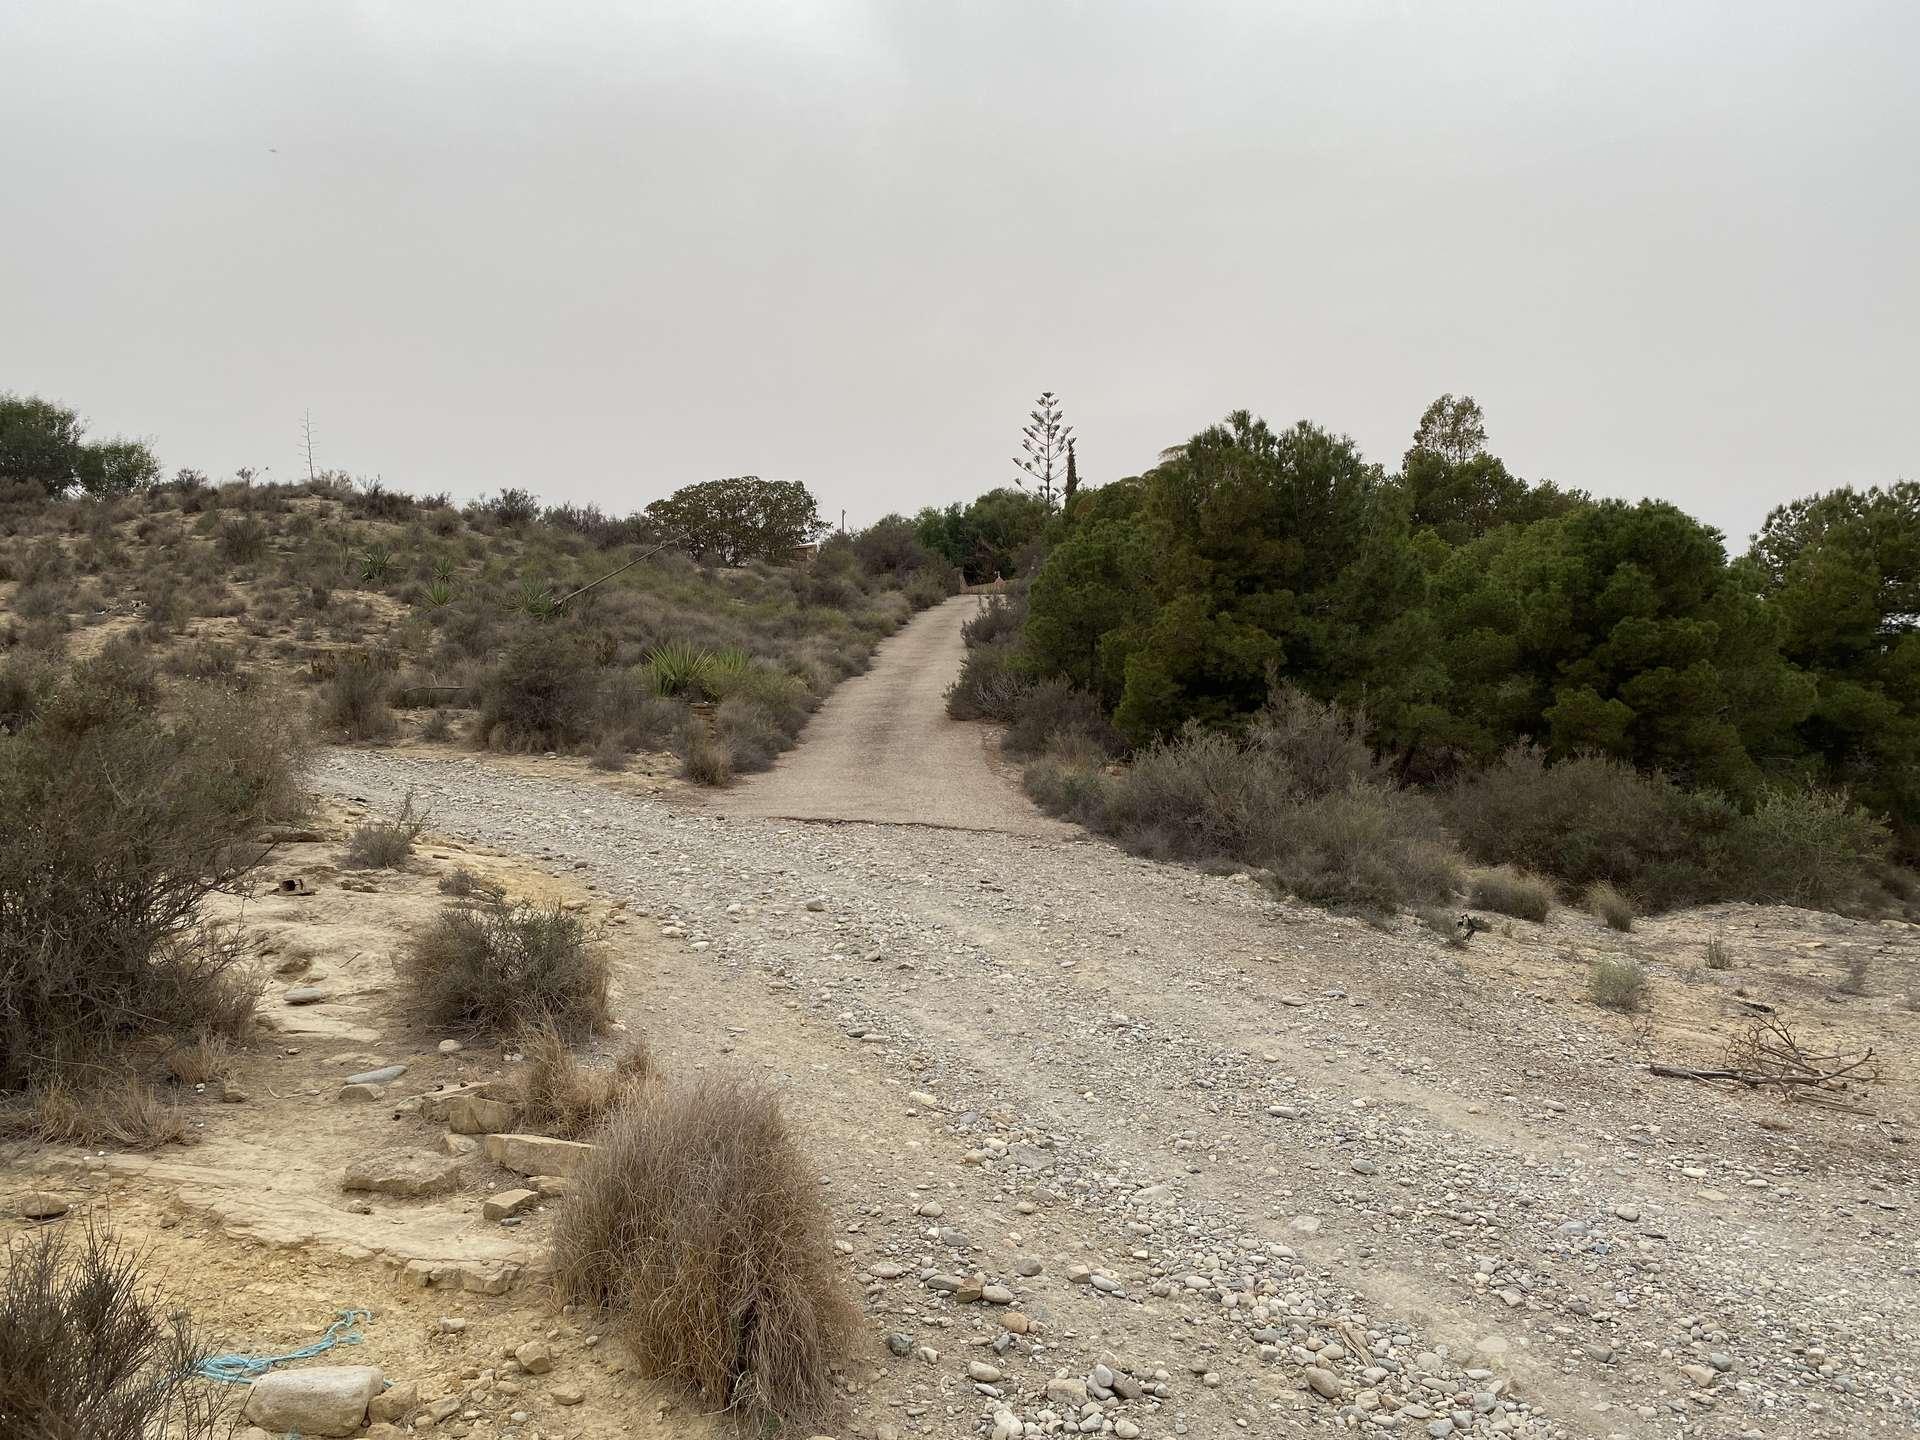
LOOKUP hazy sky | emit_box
[3,2,1913,549]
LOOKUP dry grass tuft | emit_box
[1467,866,1554,922]
[552,1072,860,1430]
[680,723,732,786]
[3,1075,193,1149]
[518,1023,656,1139]
[1585,880,1637,932]
[0,1223,221,1439]
[160,1033,233,1086]
[1704,935,1733,970]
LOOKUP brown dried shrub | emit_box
[517,1022,655,1139]
[552,1073,860,1430]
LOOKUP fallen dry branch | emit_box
[1649,1015,1880,1109]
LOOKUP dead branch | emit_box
[1648,1014,1879,1108]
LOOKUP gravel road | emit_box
[708,593,1068,836]
[316,613,1917,1440]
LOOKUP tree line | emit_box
[982,394,1920,857]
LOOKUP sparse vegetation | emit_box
[552,1071,860,1430]
[402,897,608,1039]
[681,723,733,786]
[0,1223,220,1439]
[1589,955,1648,1012]
[1837,953,1870,996]
[1705,936,1732,970]
[518,1022,655,1139]
[1467,865,1554,922]
[342,789,427,869]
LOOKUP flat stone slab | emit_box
[345,1065,408,1085]
[483,1133,594,1177]
[283,986,330,1005]
[341,1151,465,1199]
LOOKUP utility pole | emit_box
[301,410,317,482]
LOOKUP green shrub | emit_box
[1729,784,1891,911]
[1468,866,1554,922]
[0,652,304,1090]
[215,513,269,563]
[1003,678,1122,759]
[475,636,599,751]
[945,639,1028,721]
[961,589,1026,647]
[403,898,608,1038]
[1445,748,1741,911]
[1589,956,1647,1011]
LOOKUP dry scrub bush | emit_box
[552,1073,859,1430]
[316,656,397,741]
[474,635,599,752]
[343,789,427,869]
[1585,881,1637,932]
[1704,936,1733,970]
[403,898,608,1039]
[1589,956,1648,1012]
[1468,866,1555,922]
[438,865,504,901]
[1024,688,1458,912]
[518,1022,655,1139]
[0,1224,221,1440]
[0,648,303,1092]
[681,723,733,786]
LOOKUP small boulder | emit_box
[341,1152,465,1199]
[483,1188,538,1221]
[515,1340,555,1374]
[483,1133,594,1177]
[18,1192,69,1221]
[283,985,330,1006]
[446,1094,522,1135]
[367,1379,420,1423]
[345,1065,408,1086]
[243,1365,384,1437]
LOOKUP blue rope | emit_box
[194,1307,373,1385]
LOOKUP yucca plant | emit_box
[359,544,396,584]
[421,579,455,609]
[646,640,715,698]
[429,553,458,583]
[514,578,556,619]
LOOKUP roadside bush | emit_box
[1003,678,1122,759]
[1589,956,1648,1011]
[0,652,305,1091]
[1585,881,1637,931]
[519,1022,655,1139]
[945,639,1027,721]
[0,1224,220,1439]
[475,635,598,751]
[961,589,1026,648]
[402,898,608,1038]
[681,723,733,786]
[552,1072,860,1430]
[1445,748,1895,913]
[1468,866,1554,922]
[1025,690,1460,912]
[4,1075,193,1149]
[716,697,785,772]
[316,656,397,742]
[342,790,427,869]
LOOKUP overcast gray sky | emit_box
[3,1,1913,548]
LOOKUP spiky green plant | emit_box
[359,545,396,584]
[646,640,715,698]
[430,553,458,583]
[515,578,556,619]
[421,579,455,609]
